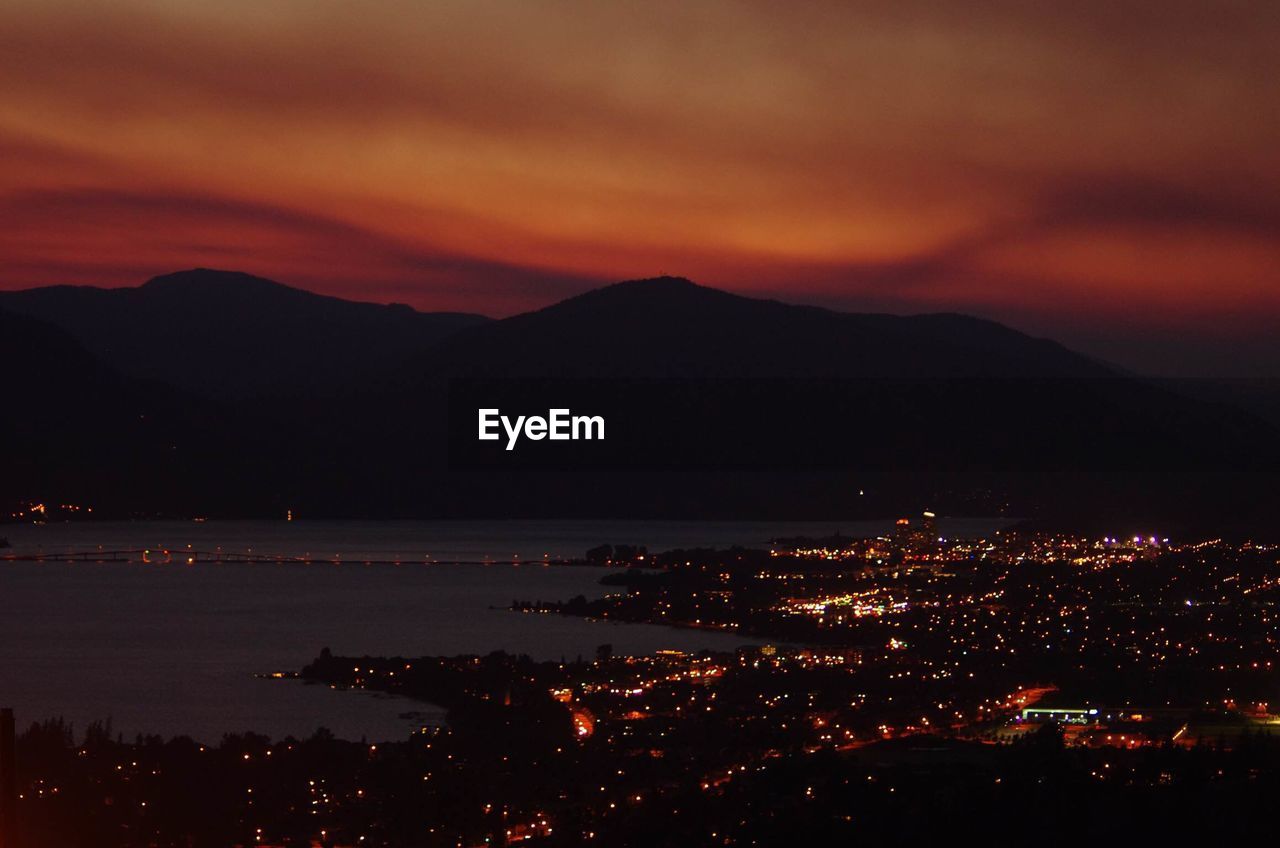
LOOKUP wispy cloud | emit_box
[0,1,1277,370]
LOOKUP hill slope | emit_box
[340,276,1280,488]
[0,269,489,399]
[420,276,1111,379]
[5,273,1279,528]
[0,308,216,511]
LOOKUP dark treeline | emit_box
[12,714,1280,846]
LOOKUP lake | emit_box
[0,518,1002,742]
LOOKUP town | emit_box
[5,515,1280,846]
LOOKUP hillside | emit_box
[0,269,489,400]
[4,273,1279,529]
[420,276,1112,379]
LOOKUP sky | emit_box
[1,0,1278,376]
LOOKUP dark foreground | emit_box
[10,710,1280,846]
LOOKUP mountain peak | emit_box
[0,267,489,400]
[607,275,700,291]
[141,268,302,295]
[546,275,745,316]
[429,274,1116,382]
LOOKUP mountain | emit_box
[417,276,1111,379]
[4,271,1279,531]
[0,269,489,400]
[395,277,1275,473]
[1158,377,1280,430]
[0,307,214,512]
[275,276,1280,529]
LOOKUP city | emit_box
[4,0,1280,844]
[6,514,1280,845]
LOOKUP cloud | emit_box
[0,1,1277,371]
[0,187,599,312]
[1031,176,1280,238]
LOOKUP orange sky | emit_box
[1,1,1278,374]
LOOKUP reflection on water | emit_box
[0,519,1004,742]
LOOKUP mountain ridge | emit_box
[4,269,1280,529]
[409,273,1116,381]
[0,268,490,399]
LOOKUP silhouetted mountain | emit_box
[0,269,489,400]
[391,278,1275,473]
[286,276,1280,531]
[1159,377,1280,430]
[4,272,1280,532]
[419,276,1111,379]
[0,308,216,512]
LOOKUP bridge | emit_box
[0,548,576,566]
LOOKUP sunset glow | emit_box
[2,0,1277,373]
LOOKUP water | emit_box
[0,519,1003,743]
[0,517,1004,562]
